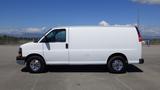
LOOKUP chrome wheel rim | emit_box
[112,59,123,71]
[30,59,41,72]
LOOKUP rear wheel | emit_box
[26,56,45,73]
[107,56,127,73]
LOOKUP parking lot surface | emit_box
[0,45,160,90]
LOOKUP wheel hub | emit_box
[30,59,41,71]
[112,59,123,71]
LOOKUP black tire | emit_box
[26,56,45,73]
[107,56,127,73]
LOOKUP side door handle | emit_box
[66,43,68,49]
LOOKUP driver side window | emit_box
[55,30,66,42]
[41,29,66,42]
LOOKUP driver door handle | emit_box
[66,43,68,49]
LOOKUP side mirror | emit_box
[44,36,49,43]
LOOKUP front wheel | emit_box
[26,56,45,73]
[107,56,127,73]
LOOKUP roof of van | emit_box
[52,26,136,29]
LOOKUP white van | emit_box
[16,26,144,73]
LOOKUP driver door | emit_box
[41,29,69,64]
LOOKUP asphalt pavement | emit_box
[0,45,160,90]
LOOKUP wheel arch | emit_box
[107,53,128,64]
[25,53,46,65]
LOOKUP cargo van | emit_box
[16,26,144,73]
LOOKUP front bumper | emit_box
[16,56,26,65]
[139,58,144,64]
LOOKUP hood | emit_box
[20,42,34,48]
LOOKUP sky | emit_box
[0,0,160,37]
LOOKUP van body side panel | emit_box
[68,27,141,64]
[69,27,107,64]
